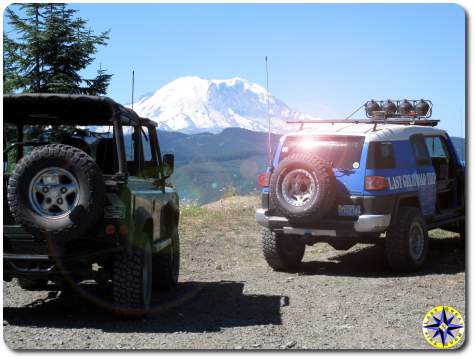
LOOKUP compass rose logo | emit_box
[422,306,464,349]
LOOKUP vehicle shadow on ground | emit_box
[3,281,286,333]
[297,237,465,278]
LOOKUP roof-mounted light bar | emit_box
[365,99,433,118]
[287,118,440,129]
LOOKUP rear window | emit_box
[366,142,395,169]
[280,136,364,170]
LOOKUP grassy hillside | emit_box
[172,155,266,205]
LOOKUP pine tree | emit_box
[3,4,47,93]
[3,3,112,95]
[3,34,24,93]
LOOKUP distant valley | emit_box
[157,128,465,205]
[159,128,280,204]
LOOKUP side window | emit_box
[141,127,152,162]
[366,142,395,169]
[123,125,138,175]
[425,136,449,158]
[122,126,135,161]
[410,134,431,166]
[140,126,160,178]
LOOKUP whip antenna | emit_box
[131,70,135,110]
[265,56,272,166]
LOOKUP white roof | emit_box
[283,122,446,142]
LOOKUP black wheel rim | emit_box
[409,220,425,261]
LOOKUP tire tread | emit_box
[385,206,428,272]
[270,152,334,220]
[7,144,104,239]
[261,229,305,271]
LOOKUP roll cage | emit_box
[3,93,165,183]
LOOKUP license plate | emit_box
[338,205,361,217]
[104,205,126,219]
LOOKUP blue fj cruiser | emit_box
[256,100,465,272]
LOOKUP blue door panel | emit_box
[363,140,436,216]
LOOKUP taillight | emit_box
[105,224,116,236]
[118,224,128,237]
[365,176,389,191]
[258,172,270,187]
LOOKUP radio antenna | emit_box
[265,56,272,166]
[131,70,135,110]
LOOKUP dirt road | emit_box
[3,196,465,349]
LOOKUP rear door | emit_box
[409,134,437,217]
[279,135,366,218]
[279,135,366,194]
[424,134,463,211]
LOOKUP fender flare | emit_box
[159,200,180,239]
[390,193,422,226]
[125,206,153,254]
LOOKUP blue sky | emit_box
[4,3,466,136]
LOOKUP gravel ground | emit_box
[3,196,465,350]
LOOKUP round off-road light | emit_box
[365,100,381,117]
[382,100,397,114]
[415,99,430,116]
[398,99,414,115]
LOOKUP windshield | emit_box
[280,135,365,170]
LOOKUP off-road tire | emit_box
[113,235,153,316]
[18,278,48,291]
[385,207,428,272]
[7,144,105,239]
[152,226,180,290]
[270,153,334,220]
[261,229,305,271]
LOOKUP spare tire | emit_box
[270,153,334,219]
[7,144,105,239]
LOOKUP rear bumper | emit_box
[3,225,120,280]
[353,214,391,232]
[255,208,391,235]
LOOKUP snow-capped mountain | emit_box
[126,76,312,134]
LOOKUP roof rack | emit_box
[287,99,438,131]
[287,117,440,131]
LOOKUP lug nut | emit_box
[57,198,63,205]
[43,187,49,193]
[61,187,67,194]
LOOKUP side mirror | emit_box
[162,153,174,178]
